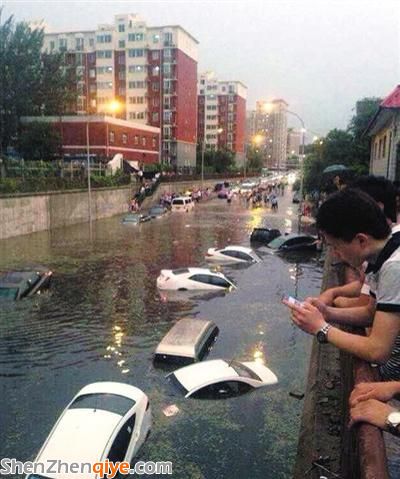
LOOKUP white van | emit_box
[171,196,194,212]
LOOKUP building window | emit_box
[97,34,112,43]
[128,81,145,89]
[163,48,172,59]
[128,65,144,73]
[152,51,159,60]
[128,48,144,57]
[122,133,128,144]
[89,38,94,47]
[89,68,96,78]
[50,40,55,50]
[152,66,160,76]
[137,112,145,119]
[383,135,387,158]
[142,137,147,146]
[119,87,126,96]
[118,24,125,32]
[134,135,139,144]
[59,38,67,50]
[119,40,125,49]
[110,131,115,143]
[228,95,234,102]
[76,38,84,50]
[129,112,136,120]
[152,112,159,122]
[152,97,159,107]
[96,66,113,74]
[153,34,160,43]
[118,71,125,80]
[152,82,159,92]
[152,137,157,147]
[97,50,112,59]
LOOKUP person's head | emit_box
[351,175,397,224]
[316,188,391,267]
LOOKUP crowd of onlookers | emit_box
[282,175,400,456]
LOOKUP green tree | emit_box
[196,146,235,174]
[0,10,77,154]
[0,11,44,153]
[17,122,61,160]
[348,97,381,174]
[246,145,263,171]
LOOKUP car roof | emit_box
[37,408,123,477]
[155,318,217,358]
[78,382,145,402]
[172,359,238,391]
[163,267,226,277]
[0,271,40,288]
[172,196,191,201]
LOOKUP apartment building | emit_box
[43,14,198,169]
[247,99,288,170]
[197,71,247,166]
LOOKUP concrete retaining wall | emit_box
[0,186,132,240]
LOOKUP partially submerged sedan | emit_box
[157,268,235,291]
[148,205,169,218]
[250,227,281,245]
[122,213,151,224]
[167,359,278,399]
[26,382,151,479]
[0,269,52,300]
[205,246,260,264]
[267,233,319,252]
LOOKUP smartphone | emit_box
[282,295,304,308]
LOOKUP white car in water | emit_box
[166,359,278,399]
[156,267,235,291]
[26,382,151,479]
[205,246,261,264]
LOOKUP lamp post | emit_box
[283,110,306,233]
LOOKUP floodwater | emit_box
[0,190,323,479]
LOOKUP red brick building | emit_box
[197,71,247,166]
[43,14,198,170]
[21,115,160,163]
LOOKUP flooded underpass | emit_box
[0,191,323,478]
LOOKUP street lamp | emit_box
[201,128,223,188]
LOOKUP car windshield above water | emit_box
[229,360,261,380]
[69,393,135,416]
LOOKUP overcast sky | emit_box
[2,0,399,136]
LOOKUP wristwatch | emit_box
[386,411,400,436]
[316,323,332,344]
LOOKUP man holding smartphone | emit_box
[283,188,400,381]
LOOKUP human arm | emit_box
[333,294,371,308]
[318,280,362,305]
[349,381,400,406]
[305,296,375,327]
[349,399,397,429]
[284,299,400,364]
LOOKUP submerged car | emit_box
[267,233,318,252]
[250,227,281,245]
[154,317,219,365]
[166,359,278,399]
[157,267,235,291]
[205,246,260,264]
[0,270,52,300]
[171,196,194,212]
[26,382,151,479]
[122,213,151,224]
[148,205,169,218]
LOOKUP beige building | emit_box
[247,99,288,170]
[366,85,400,180]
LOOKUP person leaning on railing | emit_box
[283,189,400,381]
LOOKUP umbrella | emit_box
[322,164,349,174]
